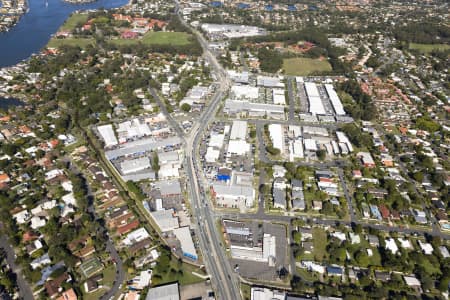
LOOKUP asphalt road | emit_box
[337,168,356,222]
[287,77,296,123]
[174,2,241,298]
[68,159,125,300]
[0,236,33,300]
[148,87,185,138]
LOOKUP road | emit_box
[337,168,356,222]
[173,2,241,299]
[0,236,33,300]
[148,87,185,138]
[286,77,296,123]
[67,158,125,300]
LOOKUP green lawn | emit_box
[283,57,332,76]
[241,283,251,300]
[409,43,450,53]
[111,31,193,47]
[142,32,192,45]
[312,228,328,261]
[102,264,116,287]
[152,258,206,286]
[47,38,95,49]
[60,13,88,31]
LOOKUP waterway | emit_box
[0,97,25,109]
[0,0,129,68]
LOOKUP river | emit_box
[0,0,129,68]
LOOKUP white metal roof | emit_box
[269,124,283,151]
[173,226,197,259]
[98,124,118,147]
[230,120,248,140]
[324,84,346,115]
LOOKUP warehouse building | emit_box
[120,157,151,175]
[173,226,198,260]
[146,283,180,300]
[230,120,247,141]
[224,99,285,119]
[269,124,284,152]
[257,76,284,88]
[116,118,152,143]
[304,82,326,115]
[200,23,266,39]
[324,84,346,115]
[272,89,286,105]
[231,85,259,100]
[105,136,182,160]
[98,124,118,147]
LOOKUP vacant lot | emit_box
[312,227,328,261]
[47,38,94,49]
[111,32,192,47]
[409,43,450,53]
[60,13,88,31]
[283,57,332,76]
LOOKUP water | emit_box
[0,0,128,68]
[0,97,25,108]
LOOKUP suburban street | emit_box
[0,236,33,300]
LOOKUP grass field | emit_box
[312,228,328,261]
[60,14,89,31]
[152,258,206,286]
[111,31,192,47]
[47,38,94,49]
[283,57,332,76]
[409,43,450,53]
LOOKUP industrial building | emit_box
[230,120,248,141]
[250,287,285,300]
[231,85,259,100]
[98,124,118,147]
[224,99,285,119]
[223,220,277,265]
[269,124,284,152]
[145,282,180,300]
[211,183,255,208]
[120,157,151,175]
[150,209,179,232]
[272,89,286,105]
[105,136,182,160]
[324,84,346,115]
[304,82,326,115]
[173,226,198,260]
[257,76,284,88]
[116,118,152,143]
[200,23,266,39]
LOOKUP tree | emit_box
[292,230,301,244]
[180,103,191,112]
[316,149,326,161]
[355,250,369,266]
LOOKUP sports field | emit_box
[111,31,192,46]
[79,257,104,278]
[283,57,332,76]
[409,43,450,53]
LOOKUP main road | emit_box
[172,2,241,299]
